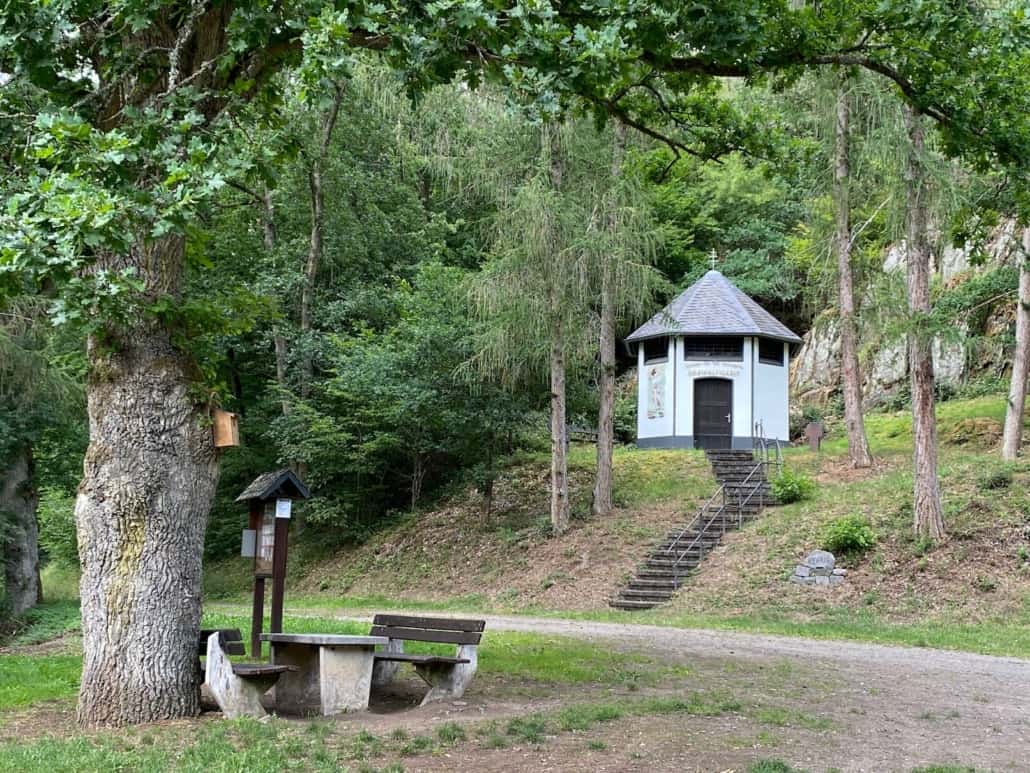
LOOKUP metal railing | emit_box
[667,453,770,572]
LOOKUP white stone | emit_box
[805,550,836,570]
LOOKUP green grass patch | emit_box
[0,717,338,772]
[0,654,81,712]
[3,601,80,647]
[749,761,807,773]
[506,714,548,744]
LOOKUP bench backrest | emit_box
[370,614,485,646]
[198,628,246,657]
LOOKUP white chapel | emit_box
[626,270,802,450]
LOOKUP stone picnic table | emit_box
[260,633,387,715]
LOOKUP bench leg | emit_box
[413,644,478,706]
[205,633,269,719]
[319,645,376,715]
[371,638,403,688]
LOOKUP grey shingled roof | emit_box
[626,270,801,344]
[236,468,311,502]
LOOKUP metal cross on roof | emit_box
[709,250,718,270]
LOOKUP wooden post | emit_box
[248,501,264,657]
[251,577,265,658]
[269,514,290,634]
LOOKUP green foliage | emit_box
[644,152,806,312]
[36,488,78,568]
[771,469,816,504]
[822,515,877,557]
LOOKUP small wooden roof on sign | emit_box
[235,468,310,503]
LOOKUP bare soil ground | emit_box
[279,611,1030,771]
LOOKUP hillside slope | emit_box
[207,395,1030,628]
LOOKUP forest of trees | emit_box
[2,0,1030,729]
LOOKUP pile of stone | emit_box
[790,550,846,587]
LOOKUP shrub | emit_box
[822,515,876,556]
[770,469,815,504]
[977,465,1015,491]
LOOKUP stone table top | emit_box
[260,633,387,647]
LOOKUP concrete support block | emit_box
[270,642,321,715]
[372,638,404,688]
[319,645,377,714]
[205,633,268,719]
[414,645,479,706]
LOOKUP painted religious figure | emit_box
[647,364,666,419]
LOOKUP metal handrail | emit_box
[665,482,727,567]
[669,455,771,570]
[670,494,729,569]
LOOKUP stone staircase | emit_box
[610,449,780,610]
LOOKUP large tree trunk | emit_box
[903,105,945,541]
[75,237,220,728]
[2,445,42,616]
[592,121,627,517]
[834,74,874,469]
[550,319,570,535]
[1001,228,1030,460]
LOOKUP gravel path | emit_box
[215,605,1030,770]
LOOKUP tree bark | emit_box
[75,236,220,727]
[2,445,42,616]
[592,121,627,517]
[834,74,874,469]
[300,84,345,399]
[550,319,570,534]
[1001,228,1030,460]
[903,105,945,541]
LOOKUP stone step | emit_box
[636,566,695,577]
[618,588,675,601]
[609,599,662,610]
[639,564,698,576]
[646,558,706,569]
[627,578,678,589]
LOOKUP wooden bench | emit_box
[199,628,295,718]
[370,614,485,706]
[567,424,599,444]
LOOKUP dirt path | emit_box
[217,605,1029,772]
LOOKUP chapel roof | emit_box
[626,270,802,344]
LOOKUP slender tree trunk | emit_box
[299,84,345,399]
[260,187,293,418]
[1002,228,1030,460]
[544,123,570,534]
[592,122,627,517]
[550,318,570,534]
[2,445,41,616]
[834,74,874,469]
[75,236,220,727]
[903,105,945,541]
